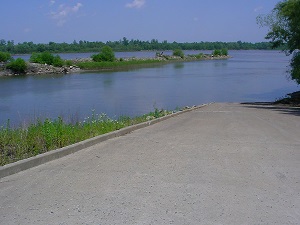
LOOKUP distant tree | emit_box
[6,58,27,74]
[92,46,115,62]
[0,39,6,45]
[173,49,184,58]
[0,39,275,54]
[122,37,129,46]
[6,40,14,52]
[257,0,300,84]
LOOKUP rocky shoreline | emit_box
[0,62,81,76]
[0,54,230,76]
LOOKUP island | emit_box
[0,47,230,76]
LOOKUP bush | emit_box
[92,46,115,62]
[6,58,27,74]
[195,53,204,59]
[213,49,228,56]
[173,49,184,58]
[65,60,73,66]
[213,49,222,56]
[30,52,64,67]
[0,52,12,62]
[53,55,64,67]
[30,52,53,64]
[221,48,228,56]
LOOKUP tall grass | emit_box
[0,109,172,166]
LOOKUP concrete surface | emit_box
[0,103,299,225]
[0,105,204,179]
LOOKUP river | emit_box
[1,50,299,127]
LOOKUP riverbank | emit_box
[0,54,230,76]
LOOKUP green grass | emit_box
[0,109,173,166]
[72,54,230,71]
[76,59,163,70]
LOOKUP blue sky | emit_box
[1,0,279,44]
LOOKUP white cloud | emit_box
[126,0,145,9]
[254,6,263,13]
[72,3,82,12]
[50,3,83,26]
[49,0,55,6]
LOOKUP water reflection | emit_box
[213,61,228,68]
[103,75,114,87]
[173,63,184,69]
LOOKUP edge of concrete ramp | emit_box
[0,103,210,179]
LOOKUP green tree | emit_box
[257,0,300,84]
[92,46,115,62]
[6,58,27,74]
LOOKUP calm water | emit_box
[1,50,299,127]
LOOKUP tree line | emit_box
[0,38,275,54]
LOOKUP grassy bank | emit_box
[76,59,165,70]
[75,55,230,71]
[0,109,173,166]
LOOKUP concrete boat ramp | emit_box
[0,103,299,224]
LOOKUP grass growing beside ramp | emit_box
[0,109,172,166]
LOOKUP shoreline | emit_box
[0,54,231,76]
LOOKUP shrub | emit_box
[173,49,184,58]
[30,52,64,67]
[213,49,222,56]
[213,49,228,56]
[6,58,27,74]
[0,52,12,62]
[92,46,115,62]
[65,60,73,66]
[195,53,204,59]
[221,48,228,56]
[52,55,64,67]
[30,52,53,64]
